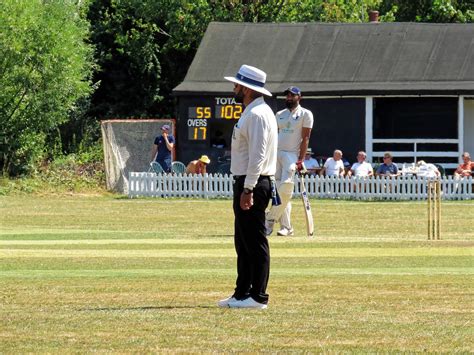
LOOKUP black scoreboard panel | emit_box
[177,96,365,172]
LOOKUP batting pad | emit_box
[267,181,294,222]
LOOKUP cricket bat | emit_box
[299,172,314,237]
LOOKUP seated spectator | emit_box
[416,160,440,178]
[376,152,399,177]
[454,152,474,178]
[186,155,211,174]
[303,148,320,175]
[342,157,351,174]
[320,150,345,177]
[347,151,373,177]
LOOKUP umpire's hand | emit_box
[240,192,253,210]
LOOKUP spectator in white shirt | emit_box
[416,160,440,178]
[320,150,345,177]
[347,151,373,177]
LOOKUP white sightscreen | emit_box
[101,119,175,193]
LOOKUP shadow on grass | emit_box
[79,305,214,312]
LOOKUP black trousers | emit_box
[232,175,272,304]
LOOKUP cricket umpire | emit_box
[218,64,277,309]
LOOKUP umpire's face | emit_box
[233,84,245,104]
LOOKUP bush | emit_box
[0,142,106,195]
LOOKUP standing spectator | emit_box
[376,152,399,177]
[151,125,174,172]
[320,150,345,177]
[186,155,211,174]
[304,148,320,175]
[347,151,373,177]
[454,152,474,178]
[218,64,277,309]
[266,86,314,237]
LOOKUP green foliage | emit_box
[0,141,105,195]
[307,0,385,23]
[86,0,162,118]
[0,0,94,176]
[380,0,474,22]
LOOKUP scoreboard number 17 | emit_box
[192,127,207,140]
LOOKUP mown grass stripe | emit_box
[0,238,473,246]
[1,247,472,258]
[1,267,472,278]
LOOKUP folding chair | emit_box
[171,161,186,174]
[148,161,165,174]
[434,164,445,177]
[216,162,231,175]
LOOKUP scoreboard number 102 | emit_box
[216,105,242,119]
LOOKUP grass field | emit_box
[1,195,473,352]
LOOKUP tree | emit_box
[0,0,94,176]
[86,0,162,118]
[380,0,474,22]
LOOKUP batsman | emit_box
[266,86,314,236]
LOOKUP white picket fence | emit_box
[128,172,473,200]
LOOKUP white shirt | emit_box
[304,157,320,169]
[351,161,373,177]
[324,158,344,176]
[231,97,278,189]
[276,105,314,153]
[417,163,439,178]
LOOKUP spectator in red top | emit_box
[454,152,474,178]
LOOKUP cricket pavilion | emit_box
[173,21,474,173]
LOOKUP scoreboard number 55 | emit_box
[196,107,211,119]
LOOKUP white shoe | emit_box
[277,227,294,236]
[228,297,268,309]
[217,296,237,308]
[265,219,275,236]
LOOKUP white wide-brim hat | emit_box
[224,64,272,97]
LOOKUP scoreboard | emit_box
[186,99,243,141]
[175,96,249,172]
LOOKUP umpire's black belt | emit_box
[233,175,272,182]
